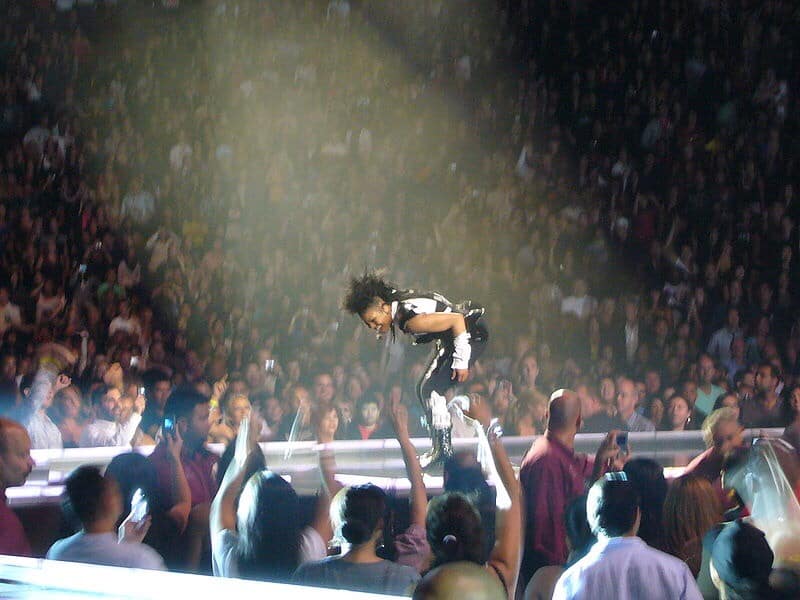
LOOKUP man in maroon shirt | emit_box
[149,386,216,571]
[0,418,36,556]
[518,389,621,592]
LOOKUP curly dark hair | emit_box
[342,272,396,315]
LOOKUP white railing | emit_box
[10,428,783,507]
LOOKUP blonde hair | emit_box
[701,407,739,448]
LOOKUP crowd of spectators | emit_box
[0,0,800,598]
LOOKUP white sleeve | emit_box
[212,529,240,577]
[111,413,142,447]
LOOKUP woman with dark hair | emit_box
[712,392,741,423]
[623,457,668,550]
[211,417,337,582]
[343,272,488,468]
[293,484,419,595]
[424,396,520,598]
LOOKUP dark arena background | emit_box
[0,0,799,598]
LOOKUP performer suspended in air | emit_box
[343,272,488,468]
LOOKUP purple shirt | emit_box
[520,434,594,576]
[0,491,31,557]
[149,443,218,507]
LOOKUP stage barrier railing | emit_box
[9,428,783,507]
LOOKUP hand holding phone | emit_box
[130,488,148,523]
[617,432,629,455]
[162,415,176,437]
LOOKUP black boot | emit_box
[419,427,454,471]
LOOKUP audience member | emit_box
[519,389,620,589]
[293,484,420,595]
[47,465,165,570]
[552,474,702,600]
[663,474,723,577]
[0,417,35,556]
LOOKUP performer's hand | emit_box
[451,368,469,382]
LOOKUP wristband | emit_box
[451,331,471,370]
[485,418,503,439]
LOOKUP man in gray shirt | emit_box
[47,465,164,570]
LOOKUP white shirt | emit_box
[80,414,142,447]
[553,536,702,600]
[212,526,325,578]
[47,532,165,571]
[27,410,63,450]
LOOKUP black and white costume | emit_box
[391,291,488,399]
[388,290,488,466]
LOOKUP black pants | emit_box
[415,319,489,409]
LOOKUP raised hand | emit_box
[389,398,410,439]
[54,374,72,392]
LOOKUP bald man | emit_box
[413,561,505,600]
[518,389,620,593]
[0,418,35,556]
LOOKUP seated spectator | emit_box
[314,404,343,441]
[695,355,726,417]
[345,394,389,440]
[414,561,506,600]
[578,382,625,433]
[426,395,521,598]
[0,417,35,556]
[47,465,165,570]
[740,363,788,428]
[684,408,745,486]
[80,385,142,447]
[663,474,723,577]
[553,474,702,599]
[616,377,655,432]
[712,393,741,424]
[663,394,697,432]
[524,494,595,600]
[293,484,420,595]
[209,389,251,445]
[623,458,668,551]
[211,416,334,581]
[50,384,85,448]
[277,384,315,442]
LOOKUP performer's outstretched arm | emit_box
[404,312,470,382]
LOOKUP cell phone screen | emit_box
[617,432,629,454]
[163,416,175,436]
